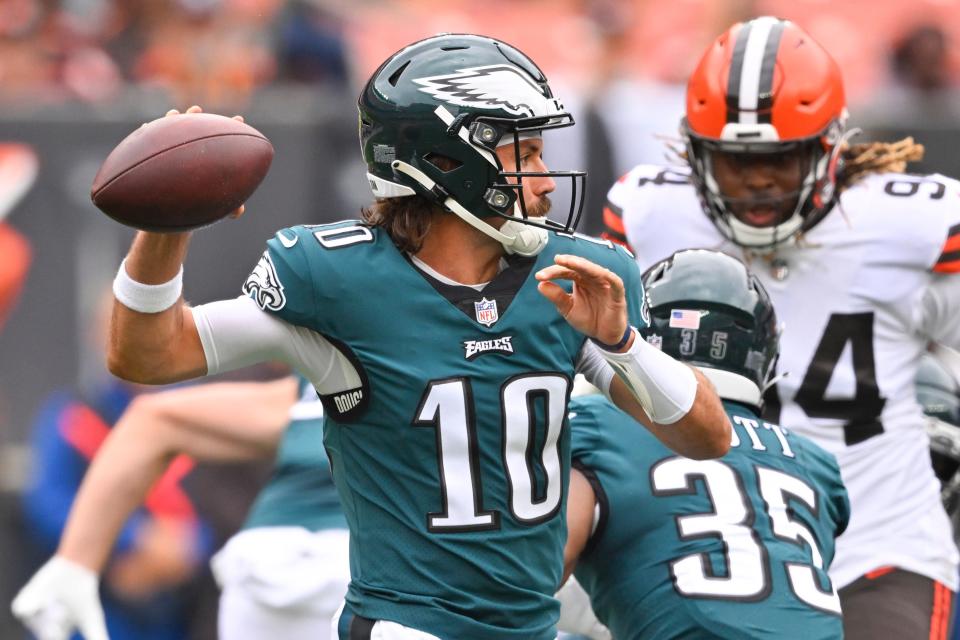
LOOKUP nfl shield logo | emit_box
[474,297,499,327]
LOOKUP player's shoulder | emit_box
[844,172,960,235]
[569,394,615,459]
[270,219,384,254]
[841,172,960,271]
[607,163,693,203]
[547,230,637,272]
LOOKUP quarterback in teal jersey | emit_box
[106,34,730,639]
[564,250,850,640]
[13,376,351,640]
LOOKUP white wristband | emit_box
[113,258,183,313]
[600,328,697,425]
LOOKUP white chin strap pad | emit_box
[391,160,548,257]
[499,219,548,257]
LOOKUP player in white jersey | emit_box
[603,16,960,640]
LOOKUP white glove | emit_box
[11,556,109,640]
[556,576,612,640]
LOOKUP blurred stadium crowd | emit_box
[5,1,960,639]
[3,0,960,108]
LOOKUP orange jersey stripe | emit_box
[930,582,945,640]
[933,260,960,274]
[603,206,625,235]
[601,231,631,251]
[865,566,896,580]
[941,234,960,255]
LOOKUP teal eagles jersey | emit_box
[244,377,346,532]
[569,395,850,640]
[241,221,644,640]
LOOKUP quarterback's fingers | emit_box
[164,109,179,117]
[233,114,245,123]
[556,255,625,300]
[186,105,202,114]
[537,281,573,317]
[227,205,245,219]
[535,265,580,283]
[554,254,621,285]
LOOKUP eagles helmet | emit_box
[640,250,779,408]
[684,17,850,249]
[916,353,960,519]
[358,34,586,257]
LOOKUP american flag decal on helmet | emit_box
[669,309,702,330]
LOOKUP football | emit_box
[91,113,274,232]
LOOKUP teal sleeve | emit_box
[620,252,648,331]
[569,396,605,466]
[241,227,318,328]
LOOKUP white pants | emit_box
[212,526,350,640]
[329,601,443,640]
[329,602,563,640]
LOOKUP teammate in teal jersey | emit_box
[563,250,850,640]
[12,376,352,640]
[106,34,730,639]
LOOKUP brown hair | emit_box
[838,137,925,189]
[361,197,443,254]
[361,155,459,253]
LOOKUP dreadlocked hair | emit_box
[838,137,925,189]
[361,196,443,254]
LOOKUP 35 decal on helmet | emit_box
[683,17,850,249]
[640,249,780,409]
[358,34,585,256]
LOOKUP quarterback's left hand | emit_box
[11,556,109,640]
[536,254,630,347]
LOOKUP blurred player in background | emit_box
[15,285,212,640]
[562,250,849,639]
[917,353,960,542]
[104,33,729,639]
[0,143,38,334]
[13,376,350,640]
[604,15,960,639]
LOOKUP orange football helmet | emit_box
[683,17,848,249]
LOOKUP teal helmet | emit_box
[358,33,585,256]
[640,249,779,409]
[916,353,960,516]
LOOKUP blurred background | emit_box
[3,0,960,637]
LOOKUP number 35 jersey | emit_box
[241,221,644,640]
[570,394,849,640]
[607,164,960,590]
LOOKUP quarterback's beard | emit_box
[523,195,552,220]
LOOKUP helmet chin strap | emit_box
[391,160,548,257]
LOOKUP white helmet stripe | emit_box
[727,17,786,125]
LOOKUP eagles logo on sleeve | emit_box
[243,251,287,311]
